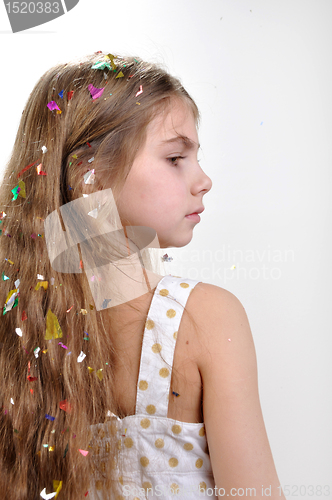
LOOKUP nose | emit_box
[192,162,213,196]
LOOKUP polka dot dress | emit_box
[90,276,217,499]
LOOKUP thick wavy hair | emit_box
[0,52,200,499]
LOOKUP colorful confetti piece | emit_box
[47,101,60,112]
[17,161,38,178]
[91,61,112,71]
[84,169,95,184]
[77,351,86,363]
[59,400,72,413]
[45,309,63,340]
[35,281,48,291]
[40,488,57,500]
[88,84,105,100]
[135,85,143,97]
[36,163,47,176]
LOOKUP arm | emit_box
[196,284,286,500]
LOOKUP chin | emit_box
[159,232,193,249]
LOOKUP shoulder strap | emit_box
[135,275,201,418]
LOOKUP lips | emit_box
[186,207,204,216]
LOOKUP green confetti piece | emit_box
[11,185,20,201]
[91,61,112,71]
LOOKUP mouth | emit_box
[186,207,204,216]
[185,213,201,222]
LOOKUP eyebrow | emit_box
[159,135,201,151]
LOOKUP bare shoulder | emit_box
[185,281,257,386]
[192,281,245,311]
[187,282,251,344]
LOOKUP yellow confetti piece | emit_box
[115,71,124,79]
[5,288,17,305]
[6,259,14,265]
[72,154,78,159]
[56,110,62,114]
[80,309,87,315]
[105,53,117,70]
[45,309,63,340]
[35,281,49,291]
[96,369,103,381]
[18,180,26,198]
[53,480,63,499]
[49,446,54,452]
[136,102,140,105]
[88,367,94,374]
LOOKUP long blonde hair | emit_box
[0,52,199,499]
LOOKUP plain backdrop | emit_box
[0,0,331,495]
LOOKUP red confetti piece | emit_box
[36,164,47,176]
[85,492,89,497]
[22,311,27,321]
[30,389,33,394]
[67,91,74,100]
[59,399,72,413]
[17,161,38,179]
[87,142,91,148]
[27,375,38,382]
[66,305,74,313]
[79,260,83,269]
[77,161,83,166]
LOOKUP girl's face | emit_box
[116,99,212,248]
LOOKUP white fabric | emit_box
[90,275,217,499]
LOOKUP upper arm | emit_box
[195,284,284,500]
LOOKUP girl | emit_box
[0,52,286,500]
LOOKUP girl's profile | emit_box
[0,52,286,500]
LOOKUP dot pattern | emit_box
[89,276,217,499]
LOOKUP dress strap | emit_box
[135,275,201,418]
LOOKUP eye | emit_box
[167,156,184,166]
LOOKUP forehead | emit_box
[145,99,199,149]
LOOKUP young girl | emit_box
[0,52,286,500]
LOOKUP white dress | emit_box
[89,275,218,499]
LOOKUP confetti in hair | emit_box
[47,101,61,112]
[88,84,105,100]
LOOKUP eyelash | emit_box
[166,156,201,166]
[167,156,184,166]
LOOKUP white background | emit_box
[1,0,331,494]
